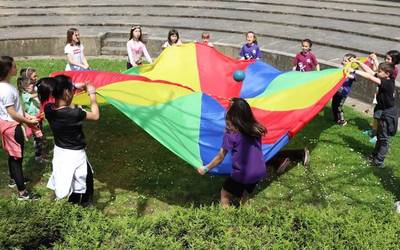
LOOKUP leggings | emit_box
[8,125,25,191]
[68,162,94,206]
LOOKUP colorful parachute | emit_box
[53,43,346,175]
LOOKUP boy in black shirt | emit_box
[349,62,397,167]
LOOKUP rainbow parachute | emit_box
[53,43,346,175]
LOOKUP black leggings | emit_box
[68,162,94,206]
[8,125,25,191]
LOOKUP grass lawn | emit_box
[1,59,399,248]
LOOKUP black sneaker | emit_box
[337,120,348,126]
[18,191,39,201]
[8,179,16,188]
[277,157,291,174]
[8,178,30,188]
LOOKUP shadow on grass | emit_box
[342,135,400,201]
[86,104,353,212]
[85,106,224,211]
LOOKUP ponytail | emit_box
[36,77,56,103]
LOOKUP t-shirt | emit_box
[338,73,356,97]
[239,43,261,60]
[64,43,85,71]
[293,51,318,72]
[21,92,40,116]
[222,131,266,184]
[393,65,398,80]
[45,104,87,150]
[0,82,23,121]
[161,39,182,48]
[376,78,395,110]
[127,40,152,65]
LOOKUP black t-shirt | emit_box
[45,104,87,150]
[376,78,395,110]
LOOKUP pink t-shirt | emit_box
[293,51,318,72]
[126,40,152,65]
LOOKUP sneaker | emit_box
[362,129,372,136]
[372,159,384,168]
[8,178,30,188]
[369,136,377,144]
[337,120,347,126]
[303,148,310,166]
[18,191,39,201]
[394,201,400,213]
[277,157,291,174]
[8,179,16,188]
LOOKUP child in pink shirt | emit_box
[292,39,320,72]
[126,26,152,69]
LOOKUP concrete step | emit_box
[101,46,127,56]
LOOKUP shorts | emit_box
[222,177,258,197]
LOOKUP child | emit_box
[292,39,320,72]
[126,26,152,69]
[200,32,213,47]
[239,31,261,60]
[331,53,357,126]
[364,50,399,143]
[198,98,266,207]
[0,56,38,200]
[162,29,182,49]
[20,67,38,84]
[349,62,397,167]
[37,75,99,206]
[17,75,44,161]
[64,28,90,71]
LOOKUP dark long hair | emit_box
[386,50,400,65]
[167,29,180,45]
[129,26,143,42]
[0,56,14,81]
[225,98,266,137]
[66,28,80,45]
[36,77,56,103]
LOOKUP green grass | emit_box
[1,59,400,248]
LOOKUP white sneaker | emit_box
[394,201,400,213]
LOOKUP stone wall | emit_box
[1,35,399,109]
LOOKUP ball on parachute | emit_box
[233,70,246,82]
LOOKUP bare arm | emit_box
[6,106,38,125]
[84,84,99,121]
[316,64,320,71]
[81,51,89,68]
[351,69,381,85]
[67,54,87,69]
[198,148,228,175]
[142,45,153,64]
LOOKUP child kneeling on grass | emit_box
[198,98,266,208]
[37,75,99,207]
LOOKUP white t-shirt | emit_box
[64,43,85,71]
[0,82,23,121]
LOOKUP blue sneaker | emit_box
[363,129,372,137]
[369,136,377,144]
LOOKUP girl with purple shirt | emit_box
[198,98,266,208]
[239,31,262,60]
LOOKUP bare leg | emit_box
[220,188,232,208]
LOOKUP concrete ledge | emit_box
[0,35,103,57]
[1,35,399,110]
